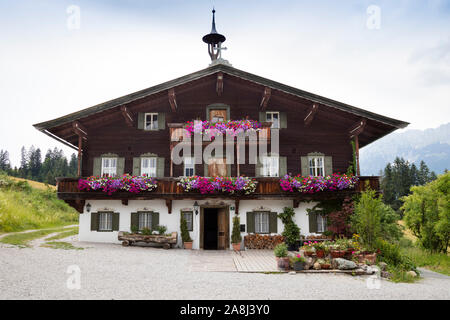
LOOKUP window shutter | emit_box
[138,113,144,129]
[308,212,318,233]
[324,156,333,176]
[112,213,120,231]
[259,112,266,123]
[279,156,287,177]
[130,212,139,231]
[226,163,232,177]
[90,212,99,231]
[158,113,166,130]
[301,156,309,176]
[132,157,141,176]
[117,157,125,176]
[204,163,209,177]
[280,112,287,129]
[156,157,165,177]
[269,212,278,233]
[255,157,263,177]
[246,212,255,233]
[93,157,101,177]
[152,212,159,230]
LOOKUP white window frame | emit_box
[254,212,270,234]
[309,156,324,176]
[183,157,195,177]
[138,212,152,231]
[262,156,279,177]
[317,214,327,233]
[266,111,280,129]
[144,113,158,131]
[182,211,193,231]
[141,157,157,177]
[101,157,117,177]
[98,212,113,231]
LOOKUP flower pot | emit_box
[304,251,314,257]
[293,261,305,271]
[316,249,325,258]
[276,257,290,271]
[364,253,377,265]
[184,242,193,249]
[330,250,345,258]
[232,243,241,251]
[356,254,365,263]
[321,263,331,270]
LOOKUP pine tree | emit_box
[0,150,11,172]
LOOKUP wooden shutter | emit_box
[324,156,333,176]
[117,157,125,176]
[156,157,165,177]
[255,157,263,177]
[259,111,266,122]
[203,163,209,177]
[280,112,287,129]
[132,157,141,176]
[90,212,99,231]
[246,212,255,233]
[158,113,166,130]
[130,212,139,231]
[138,112,144,129]
[301,156,309,176]
[308,212,318,233]
[152,212,159,230]
[112,213,120,231]
[93,157,101,176]
[269,212,278,233]
[279,156,287,177]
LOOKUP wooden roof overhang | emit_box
[34,63,409,150]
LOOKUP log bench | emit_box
[118,231,178,249]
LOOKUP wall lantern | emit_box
[193,201,200,215]
[86,203,91,213]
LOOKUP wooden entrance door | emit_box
[217,207,229,250]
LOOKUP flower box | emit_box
[78,175,157,195]
[280,174,358,194]
[178,176,257,195]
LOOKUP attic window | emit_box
[145,113,158,130]
[266,112,279,128]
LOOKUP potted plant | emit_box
[291,253,306,271]
[302,241,315,256]
[180,215,192,249]
[278,207,301,251]
[274,243,289,271]
[313,242,326,258]
[320,258,331,270]
[231,216,242,251]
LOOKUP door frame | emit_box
[200,204,230,250]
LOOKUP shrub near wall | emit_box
[244,234,285,249]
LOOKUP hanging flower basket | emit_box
[279,173,358,194]
[78,175,157,195]
[183,120,262,138]
[177,176,257,195]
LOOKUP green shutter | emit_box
[246,212,255,233]
[269,212,278,233]
[301,156,309,176]
[280,112,287,129]
[117,157,125,176]
[138,113,144,129]
[158,113,166,130]
[93,157,101,177]
[259,111,266,122]
[255,157,263,177]
[279,156,287,177]
[227,163,232,177]
[112,213,120,231]
[156,157,165,177]
[204,163,209,177]
[90,212,99,231]
[132,157,141,176]
[152,212,159,230]
[131,212,139,231]
[308,212,318,233]
[324,156,333,176]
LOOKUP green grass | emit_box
[401,246,450,276]
[0,174,78,233]
[45,227,78,241]
[0,227,67,247]
[41,241,83,250]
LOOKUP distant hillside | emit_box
[360,123,450,176]
[10,177,56,191]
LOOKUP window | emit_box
[262,156,279,177]
[183,211,193,231]
[101,158,117,177]
[255,212,270,234]
[141,157,157,176]
[266,112,280,128]
[138,212,152,231]
[317,214,327,233]
[98,212,113,231]
[145,113,158,130]
[309,156,324,176]
[184,157,195,177]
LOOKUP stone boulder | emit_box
[379,262,388,271]
[332,258,357,270]
[313,262,321,270]
[304,257,315,270]
[407,270,418,278]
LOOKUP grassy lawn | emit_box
[401,246,450,276]
[0,227,68,247]
[45,227,78,241]
[41,241,83,250]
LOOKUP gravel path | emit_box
[1,240,449,300]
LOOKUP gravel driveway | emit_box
[0,239,449,300]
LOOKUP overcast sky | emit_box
[1,0,450,166]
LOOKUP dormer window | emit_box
[309,156,324,176]
[266,111,280,128]
[145,113,158,130]
[141,157,157,177]
[101,157,117,177]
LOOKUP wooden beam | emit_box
[168,88,177,112]
[120,106,134,127]
[72,121,88,139]
[293,199,300,208]
[304,103,319,126]
[260,87,271,110]
[216,72,224,96]
[166,199,172,214]
[235,199,239,215]
[354,136,361,176]
[349,119,367,138]
[121,199,128,206]
[77,136,82,177]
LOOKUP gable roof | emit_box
[33,62,408,131]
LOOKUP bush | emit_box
[231,216,242,244]
[278,207,300,245]
[180,214,192,243]
[375,239,417,272]
[274,243,288,257]
[155,225,167,235]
